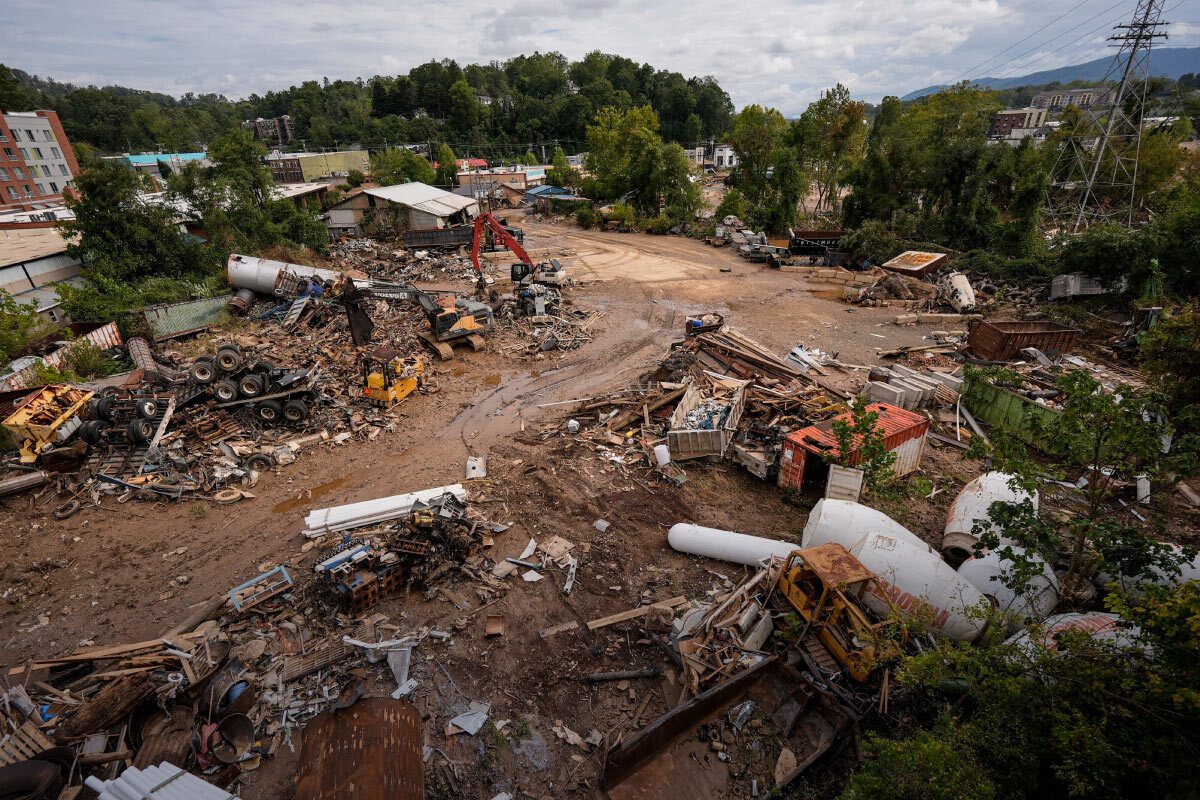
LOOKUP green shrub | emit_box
[574,206,598,229]
[642,213,672,234]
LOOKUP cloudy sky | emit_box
[4,0,1198,114]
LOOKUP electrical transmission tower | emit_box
[1047,0,1168,233]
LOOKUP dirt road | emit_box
[0,222,956,799]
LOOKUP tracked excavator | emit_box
[471,212,567,288]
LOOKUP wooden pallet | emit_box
[0,720,54,766]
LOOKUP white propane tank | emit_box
[802,499,928,551]
[957,545,1060,629]
[943,472,1037,558]
[846,532,991,643]
[667,523,798,566]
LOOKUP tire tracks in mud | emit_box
[444,279,677,458]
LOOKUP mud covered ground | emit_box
[1,222,995,798]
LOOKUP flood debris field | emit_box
[1,221,1195,800]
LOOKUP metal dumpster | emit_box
[967,320,1079,361]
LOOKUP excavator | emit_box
[408,212,566,361]
[471,212,567,288]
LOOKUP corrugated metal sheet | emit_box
[364,183,477,217]
[778,403,929,488]
[22,253,82,280]
[881,250,947,276]
[295,698,423,800]
[144,296,232,341]
[1,322,122,390]
[964,379,1063,453]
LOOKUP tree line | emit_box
[0,51,733,157]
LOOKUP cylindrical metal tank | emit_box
[227,288,257,316]
[957,545,1059,629]
[1004,612,1142,656]
[802,499,928,551]
[1095,543,1200,596]
[943,472,1037,559]
[667,523,799,566]
[226,253,341,296]
[845,531,991,642]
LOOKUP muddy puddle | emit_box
[272,477,350,514]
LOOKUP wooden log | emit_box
[160,594,229,639]
[57,673,157,741]
[586,597,688,631]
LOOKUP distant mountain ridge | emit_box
[901,46,1200,101]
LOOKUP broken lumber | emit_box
[607,388,686,432]
[56,673,157,741]
[586,597,688,631]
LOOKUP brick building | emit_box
[1031,87,1113,113]
[0,110,80,211]
[243,115,294,145]
[989,107,1048,140]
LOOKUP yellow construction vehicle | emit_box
[414,290,493,361]
[778,543,907,683]
[362,353,424,408]
[3,385,94,464]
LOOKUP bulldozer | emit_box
[414,291,493,361]
[778,543,907,683]
[361,351,424,408]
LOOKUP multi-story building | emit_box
[266,150,368,183]
[455,165,546,193]
[1031,87,1114,113]
[989,107,1049,140]
[0,110,80,212]
[243,115,294,145]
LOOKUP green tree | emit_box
[434,143,458,186]
[59,154,210,283]
[370,147,435,185]
[828,397,897,495]
[448,79,480,135]
[792,83,866,212]
[547,146,575,187]
[967,368,1198,591]
[726,104,787,196]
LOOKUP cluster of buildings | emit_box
[987,87,1115,145]
[242,115,294,145]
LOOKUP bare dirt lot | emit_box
[0,222,971,799]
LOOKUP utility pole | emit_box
[1047,0,1168,232]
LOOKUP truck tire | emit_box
[80,419,104,445]
[213,380,239,403]
[283,399,308,423]
[190,358,217,384]
[216,347,244,372]
[136,399,159,419]
[127,418,154,444]
[95,396,116,422]
[256,400,283,424]
[238,374,266,398]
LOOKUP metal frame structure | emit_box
[1047,0,1168,232]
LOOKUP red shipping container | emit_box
[777,403,929,490]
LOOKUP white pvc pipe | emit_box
[802,499,928,551]
[304,484,467,535]
[667,523,799,566]
[1095,544,1200,596]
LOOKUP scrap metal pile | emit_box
[1,484,513,798]
[561,320,851,484]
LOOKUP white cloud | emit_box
[0,0,1185,115]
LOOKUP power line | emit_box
[948,0,1094,84]
[990,12,1134,78]
[968,0,1131,80]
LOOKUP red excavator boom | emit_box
[471,212,533,288]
